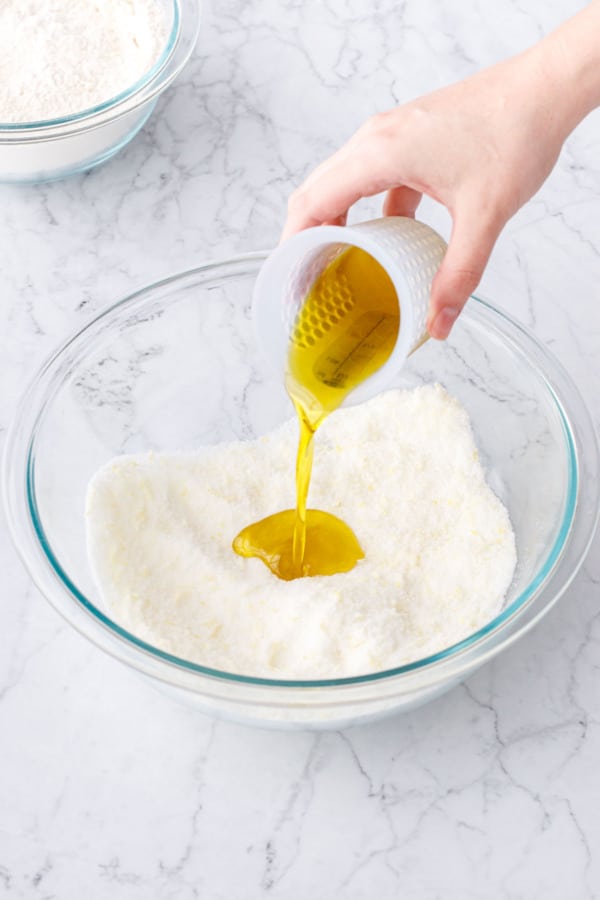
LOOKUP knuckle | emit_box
[360,111,393,139]
[448,266,481,295]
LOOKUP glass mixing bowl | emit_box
[0,0,200,183]
[3,255,598,729]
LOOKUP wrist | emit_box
[537,2,600,137]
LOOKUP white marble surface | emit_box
[1,0,599,896]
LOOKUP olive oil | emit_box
[233,246,399,580]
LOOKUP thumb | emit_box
[427,210,501,340]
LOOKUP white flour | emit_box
[86,385,517,679]
[0,0,168,123]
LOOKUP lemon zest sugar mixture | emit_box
[85,385,517,679]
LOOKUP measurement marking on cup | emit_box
[315,312,397,389]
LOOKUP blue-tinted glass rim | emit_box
[25,295,579,689]
[0,1,180,131]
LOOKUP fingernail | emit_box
[427,306,459,340]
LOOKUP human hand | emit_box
[282,5,600,339]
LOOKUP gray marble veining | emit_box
[1,0,599,897]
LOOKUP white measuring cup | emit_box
[252,217,448,406]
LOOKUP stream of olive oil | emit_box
[233,246,400,580]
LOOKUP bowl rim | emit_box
[3,253,599,692]
[0,0,200,137]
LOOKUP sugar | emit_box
[85,385,517,679]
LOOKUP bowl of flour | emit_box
[4,255,598,728]
[0,0,200,182]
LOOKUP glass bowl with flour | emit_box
[4,256,598,729]
[0,0,200,182]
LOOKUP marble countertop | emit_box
[2,1,599,897]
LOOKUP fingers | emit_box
[280,105,503,341]
[427,208,502,339]
[278,212,347,245]
[282,156,383,241]
[383,185,422,218]
[282,118,401,241]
